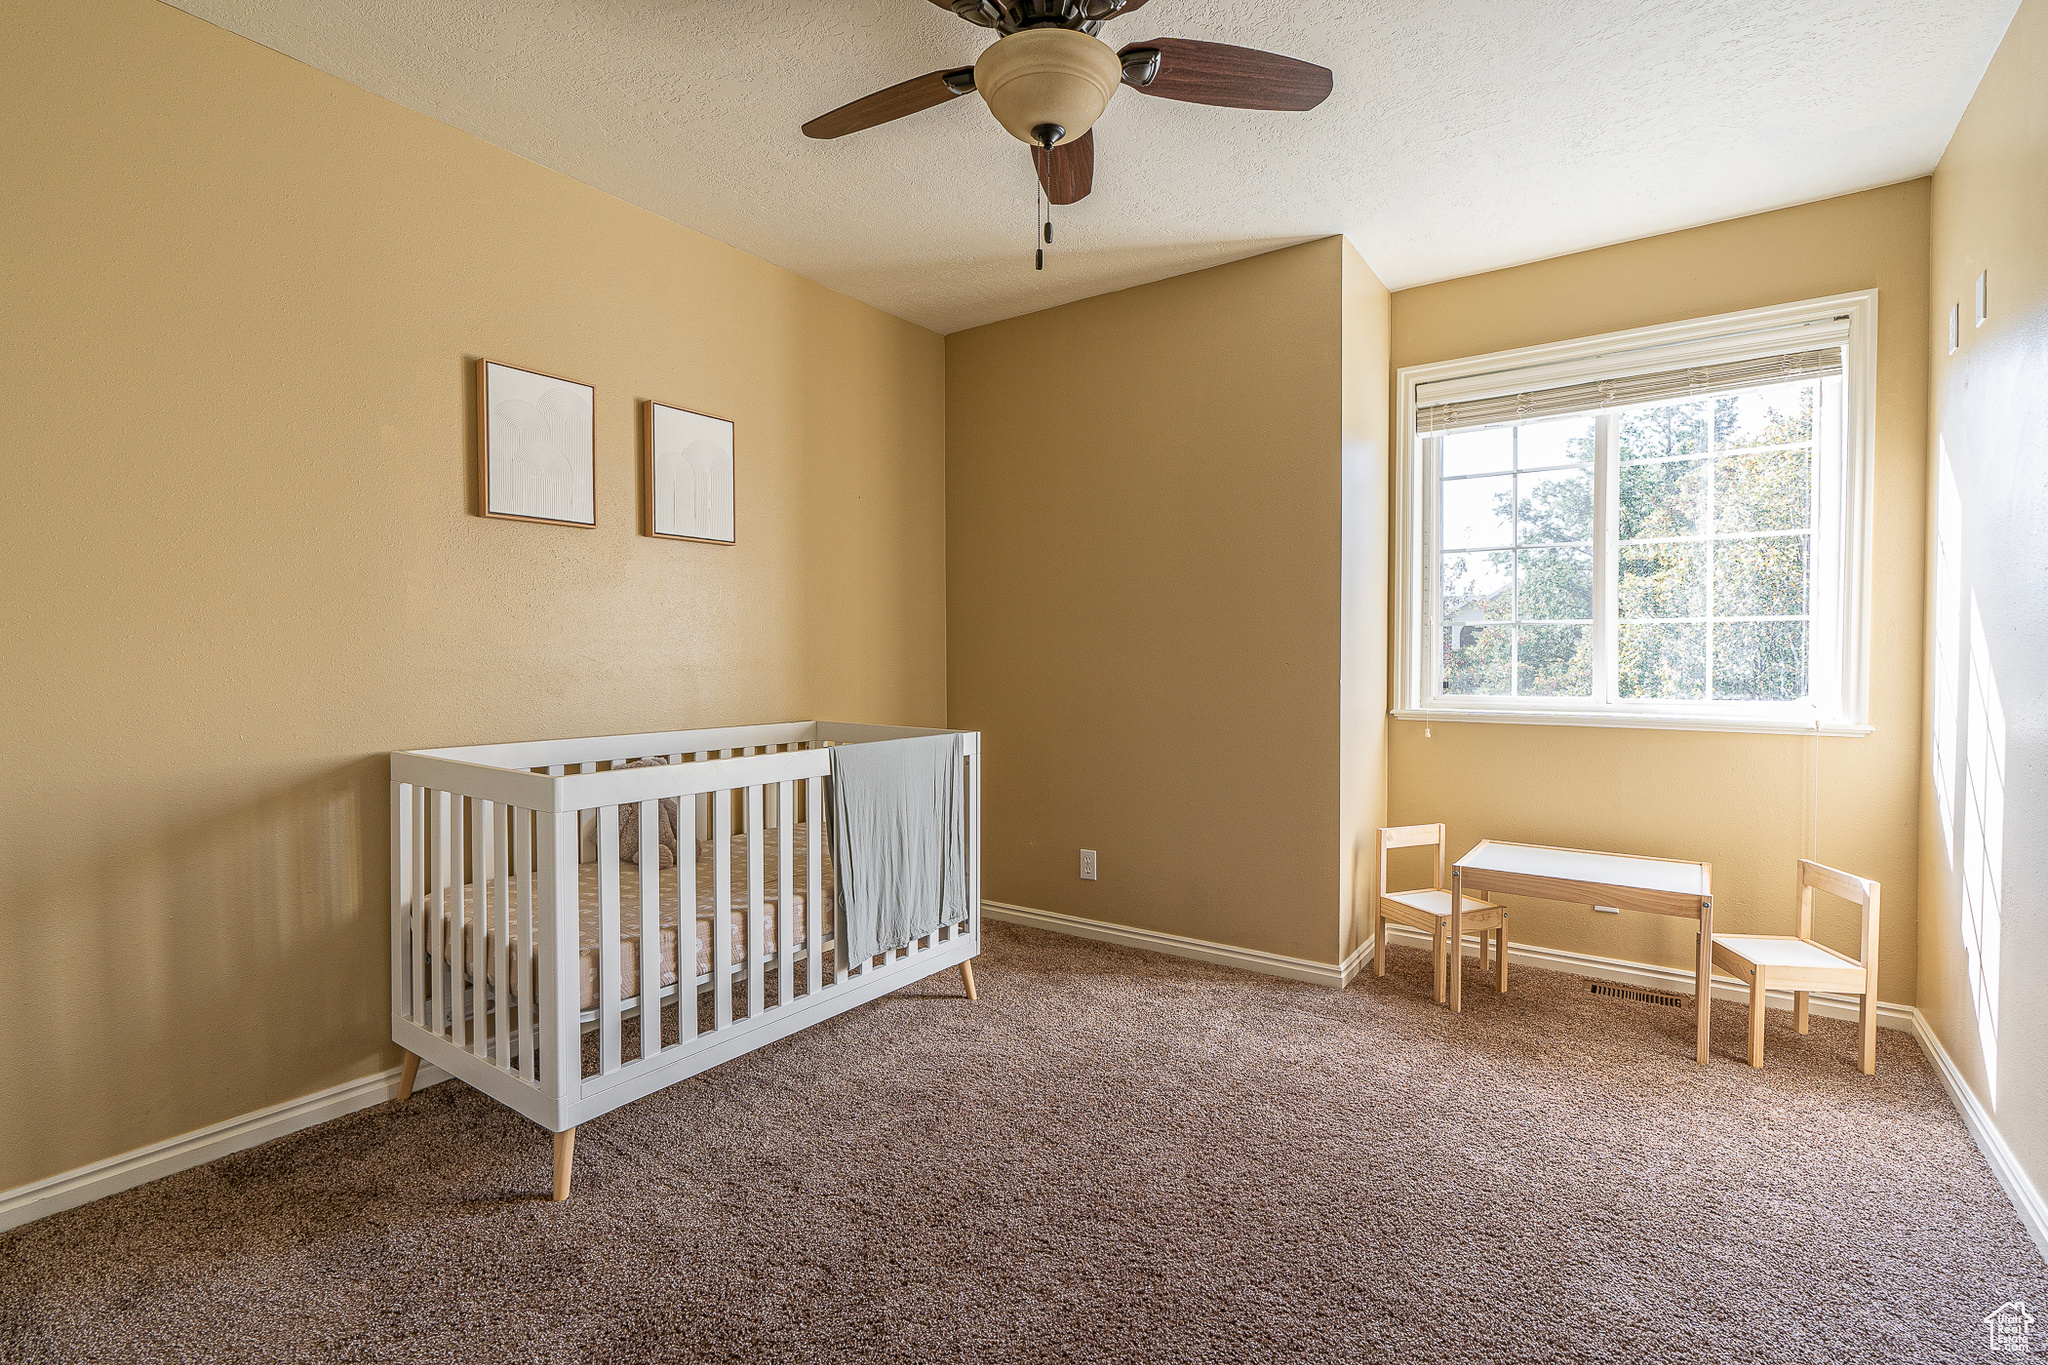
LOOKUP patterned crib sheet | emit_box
[438,823,835,1012]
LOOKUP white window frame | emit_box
[1392,291,1878,737]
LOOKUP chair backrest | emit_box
[1378,824,1446,899]
[1797,858,1880,976]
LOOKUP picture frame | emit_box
[644,400,736,545]
[477,358,596,528]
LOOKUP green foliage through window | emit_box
[1439,382,1820,706]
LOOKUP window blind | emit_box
[1416,346,1843,436]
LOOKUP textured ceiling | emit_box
[168,0,2016,333]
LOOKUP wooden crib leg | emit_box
[552,1128,577,1202]
[396,1051,420,1103]
[959,960,979,1001]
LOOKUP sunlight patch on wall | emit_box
[1961,592,2004,1105]
[1931,444,1963,863]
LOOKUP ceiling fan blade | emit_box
[1118,38,1332,111]
[1111,0,1154,13]
[1031,129,1094,205]
[802,68,976,139]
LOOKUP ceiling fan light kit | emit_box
[801,0,1333,212]
[973,29,1124,146]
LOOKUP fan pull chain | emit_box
[1035,182,1045,270]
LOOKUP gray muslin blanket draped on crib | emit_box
[828,733,968,961]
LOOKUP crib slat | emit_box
[679,779,698,1045]
[470,799,491,1057]
[516,807,536,1082]
[776,779,794,1006]
[637,798,660,1058]
[410,786,428,1025]
[457,795,471,1039]
[746,784,765,1018]
[428,790,443,1035]
[597,804,622,1075]
[493,802,513,1071]
[538,810,580,1102]
[435,790,454,1039]
[805,775,823,997]
[390,781,411,1032]
[712,790,733,1031]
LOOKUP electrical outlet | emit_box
[1594,904,1620,915]
[1080,849,1097,881]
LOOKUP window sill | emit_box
[1389,707,1873,738]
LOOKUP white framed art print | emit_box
[477,358,596,527]
[644,400,736,545]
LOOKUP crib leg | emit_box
[552,1128,577,1202]
[959,960,979,1002]
[395,1051,420,1103]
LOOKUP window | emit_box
[1394,293,1876,735]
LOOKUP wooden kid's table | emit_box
[1449,840,1715,1063]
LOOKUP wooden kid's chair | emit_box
[1373,824,1507,1003]
[1711,860,1881,1073]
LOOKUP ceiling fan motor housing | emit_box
[973,29,1122,146]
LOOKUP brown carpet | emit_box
[2,922,2041,1364]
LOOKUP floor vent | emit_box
[1590,982,1685,1008]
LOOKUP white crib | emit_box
[387,720,981,1200]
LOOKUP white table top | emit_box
[1453,840,1708,896]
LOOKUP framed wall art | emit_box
[477,358,596,527]
[644,400,736,545]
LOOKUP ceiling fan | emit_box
[801,0,1333,207]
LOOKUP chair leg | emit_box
[1494,926,1507,993]
[396,1050,420,1103]
[552,1127,577,1202]
[1859,990,1877,1076]
[1479,928,1491,976]
[1373,910,1388,978]
[959,960,979,1001]
[1794,991,1810,1034]
[1747,968,1768,1069]
[1431,920,1447,1003]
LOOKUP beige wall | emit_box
[0,0,946,1192]
[948,237,1384,965]
[1339,243,1393,960]
[1919,0,2048,1199]
[1388,182,1930,1003]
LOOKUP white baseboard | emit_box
[1908,1010,2048,1264]
[982,900,1369,988]
[0,1059,451,1234]
[1378,923,1918,1032]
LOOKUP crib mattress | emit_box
[438,823,834,1013]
